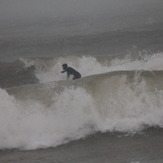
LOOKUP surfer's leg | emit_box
[73,75,81,80]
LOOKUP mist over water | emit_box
[1,0,163,19]
[1,0,163,34]
[0,0,163,61]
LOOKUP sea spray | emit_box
[0,87,99,150]
[20,52,163,83]
[1,53,163,88]
[1,69,163,150]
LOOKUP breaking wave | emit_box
[0,53,163,150]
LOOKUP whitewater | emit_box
[0,53,163,150]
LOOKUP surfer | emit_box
[61,63,81,80]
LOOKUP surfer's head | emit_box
[62,63,68,70]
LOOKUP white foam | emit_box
[1,53,163,150]
[35,56,109,82]
[0,76,163,150]
[0,87,99,150]
[108,52,163,71]
[21,52,163,83]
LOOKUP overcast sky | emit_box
[0,0,162,21]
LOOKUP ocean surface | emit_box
[0,1,163,162]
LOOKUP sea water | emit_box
[0,1,163,162]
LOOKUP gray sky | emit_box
[0,0,163,20]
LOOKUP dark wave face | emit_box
[0,60,38,88]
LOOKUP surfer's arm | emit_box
[61,70,66,73]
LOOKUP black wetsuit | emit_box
[62,67,81,80]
